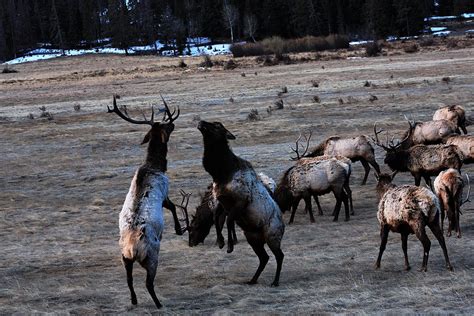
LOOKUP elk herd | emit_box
[107,97,472,309]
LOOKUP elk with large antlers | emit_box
[198,120,285,286]
[433,105,468,134]
[434,169,470,238]
[373,124,463,188]
[375,173,453,272]
[109,95,186,309]
[303,133,380,185]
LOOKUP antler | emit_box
[371,124,391,151]
[160,94,180,123]
[461,174,471,206]
[290,131,312,160]
[176,189,191,233]
[107,95,155,125]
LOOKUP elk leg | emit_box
[313,194,323,215]
[342,191,350,221]
[143,257,162,309]
[304,195,315,223]
[232,221,238,244]
[289,198,300,224]
[227,216,235,253]
[163,197,183,235]
[332,190,343,222]
[461,125,467,134]
[245,232,269,285]
[267,238,284,287]
[344,182,354,215]
[375,225,390,269]
[456,205,461,238]
[423,175,433,190]
[123,256,137,305]
[428,221,453,271]
[360,160,371,185]
[214,205,226,249]
[401,233,410,271]
[369,159,381,176]
[440,206,446,236]
[415,227,431,272]
[414,174,422,186]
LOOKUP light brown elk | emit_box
[373,124,463,188]
[400,118,457,149]
[434,169,470,238]
[433,105,467,134]
[444,135,474,163]
[110,96,187,309]
[375,173,453,272]
[304,134,380,185]
[274,155,351,223]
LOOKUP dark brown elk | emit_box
[373,124,463,188]
[304,134,380,185]
[375,173,453,272]
[274,155,351,223]
[110,96,187,309]
[399,118,457,149]
[434,169,470,238]
[198,120,284,286]
[444,135,474,163]
[433,105,467,134]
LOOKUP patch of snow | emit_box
[425,15,457,21]
[430,27,447,32]
[349,40,373,46]
[433,31,451,37]
[462,13,474,18]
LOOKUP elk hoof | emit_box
[447,264,454,271]
[175,227,184,236]
[419,266,427,272]
[405,265,411,271]
[227,246,234,254]
[271,281,280,287]
[247,279,258,285]
[131,296,137,305]
[217,239,225,249]
[344,217,350,222]
[374,263,380,269]
[310,219,315,223]
[333,218,339,222]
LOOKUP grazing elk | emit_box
[188,172,276,249]
[198,120,284,286]
[373,124,463,188]
[304,134,380,185]
[110,96,187,309]
[274,155,351,223]
[399,118,457,149]
[375,173,453,272]
[433,105,467,134]
[434,169,470,238]
[444,135,474,163]
[291,132,354,216]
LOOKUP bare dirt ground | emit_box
[1,45,473,314]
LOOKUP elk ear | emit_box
[141,130,152,145]
[226,130,236,140]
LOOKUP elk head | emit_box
[197,121,236,143]
[188,191,214,247]
[290,131,312,160]
[372,124,411,172]
[107,94,180,145]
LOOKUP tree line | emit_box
[1,0,473,62]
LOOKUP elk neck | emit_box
[202,137,240,183]
[376,181,396,201]
[145,139,168,172]
[385,150,410,172]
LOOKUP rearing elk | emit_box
[303,133,380,185]
[109,96,188,309]
[373,124,463,188]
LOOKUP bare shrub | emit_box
[347,96,358,104]
[230,42,267,57]
[199,55,213,68]
[241,72,246,77]
[364,80,371,87]
[247,109,261,121]
[27,113,34,119]
[74,104,81,112]
[274,99,284,109]
[311,80,319,87]
[39,106,54,120]
[178,59,187,68]
[275,53,292,64]
[442,76,451,83]
[229,97,234,103]
[224,59,237,70]
[2,65,18,74]
[365,42,381,57]
[404,43,419,53]
[419,37,435,47]
[446,39,458,48]
[312,96,320,103]
[338,98,344,105]
[369,95,378,102]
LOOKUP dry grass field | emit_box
[0,44,473,314]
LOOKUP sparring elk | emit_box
[373,124,463,188]
[433,105,467,134]
[110,96,187,309]
[375,173,453,272]
[291,132,354,216]
[188,173,276,249]
[444,135,474,163]
[274,155,352,223]
[399,118,457,149]
[303,134,380,185]
[434,169,470,238]
[198,120,284,286]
